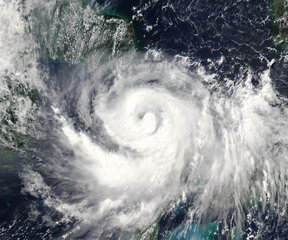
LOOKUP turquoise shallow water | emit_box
[2,1,288,239]
[166,223,217,240]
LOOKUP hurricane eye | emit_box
[4,0,288,238]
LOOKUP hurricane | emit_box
[2,0,288,239]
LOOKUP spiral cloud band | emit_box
[3,0,288,238]
[55,60,213,227]
[44,57,288,230]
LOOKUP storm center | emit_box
[139,112,157,135]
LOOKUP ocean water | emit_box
[1,0,288,239]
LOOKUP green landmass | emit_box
[270,0,288,48]
[132,223,159,240]
[0,76,38,150]
[29,0,135,64]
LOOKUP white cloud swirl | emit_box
[49,56,288,230]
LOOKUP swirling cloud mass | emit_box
[48,57,288,233]
[2,0,288,239]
